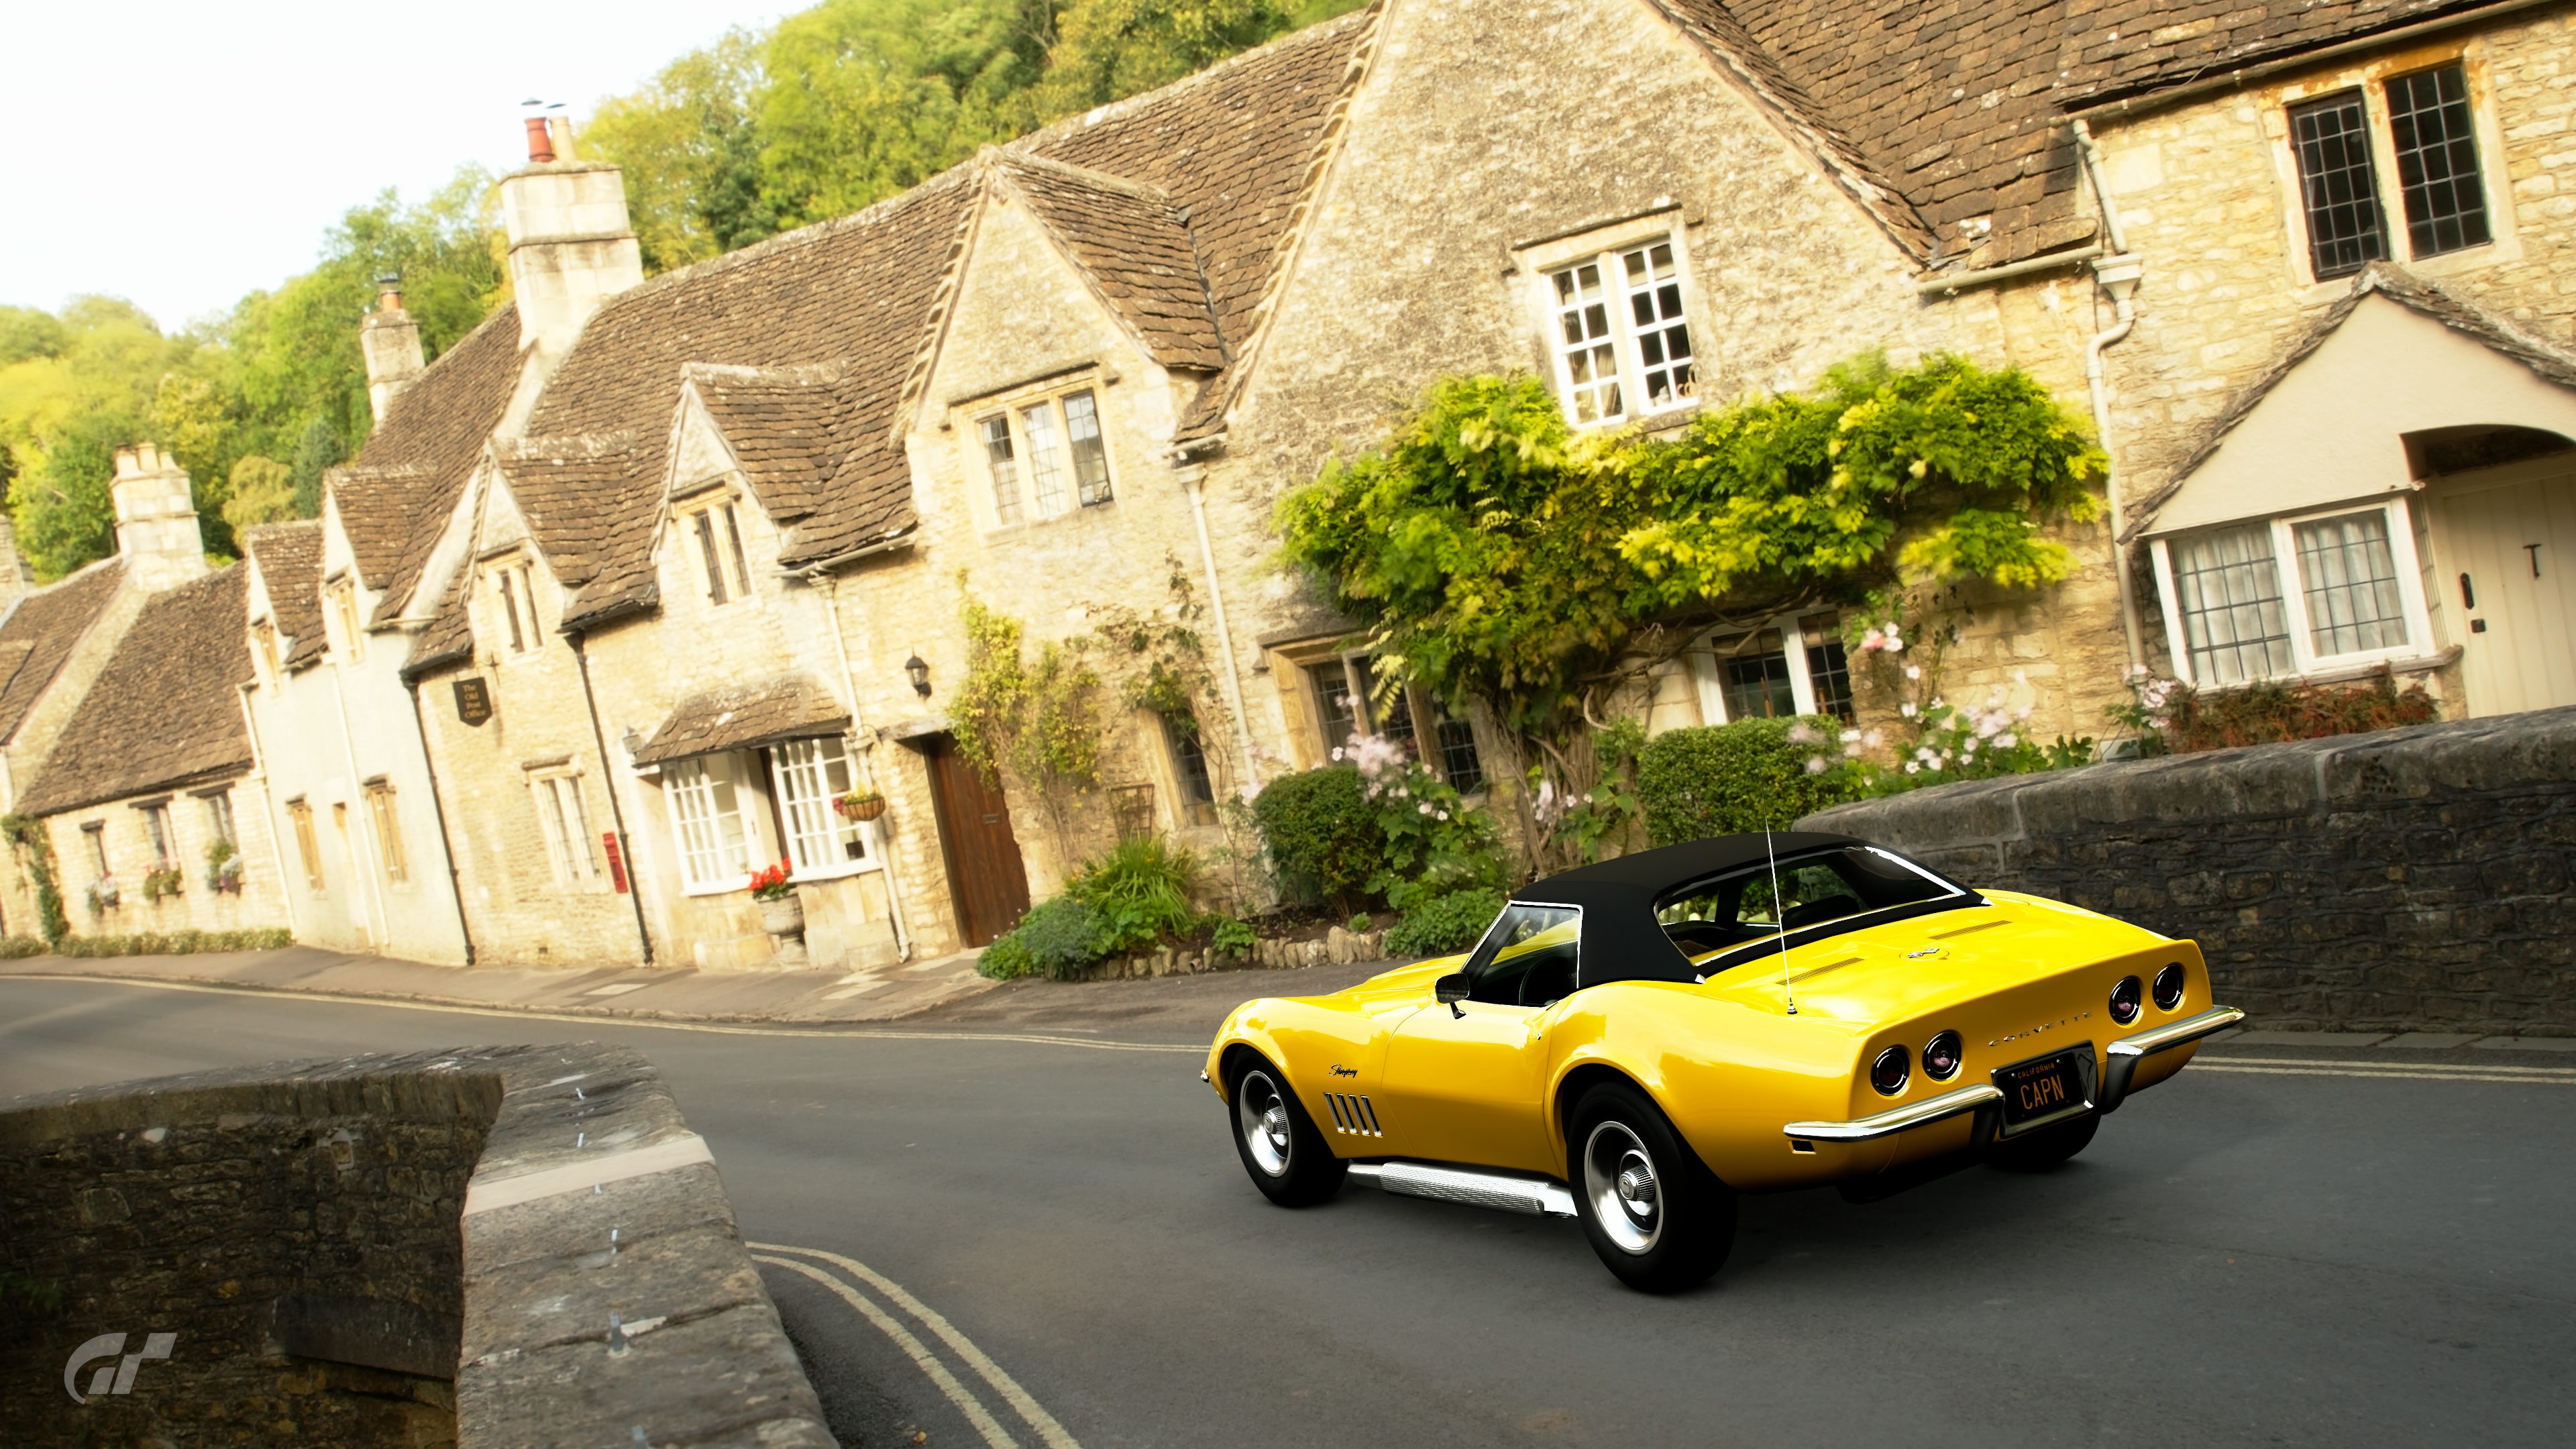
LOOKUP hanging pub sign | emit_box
[453,677,494,727]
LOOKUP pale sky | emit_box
[0,1,800,331]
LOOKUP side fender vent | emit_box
[1322,1091,1383,1136]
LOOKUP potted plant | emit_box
[87,876,119,915]
[749,858,804,937]
[205,840,244,894]
[833,786,887,822]
[142,862,184,903]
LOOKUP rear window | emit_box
[1654,844,1966,965]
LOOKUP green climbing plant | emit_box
[1,813,68,946]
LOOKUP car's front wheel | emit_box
[1228,1057,1348,1207]
[1988,1112,2098,1172]
[1567,1082,1735,1293]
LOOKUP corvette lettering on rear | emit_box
[1988,1010,2092,1048]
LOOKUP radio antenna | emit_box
[1764,821,1796,1015]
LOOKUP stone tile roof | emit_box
[242,521,327,671]
[1030,12,1372,433]
[998,154,1229,371]
[328,305,524,625]
[686,364,851,523]
[630,675,852,767]
[0,558,125,749]
[1691,0,2518,264]
[19,566,254,817]
[517,174,976,629]
[2129,263,2576,538]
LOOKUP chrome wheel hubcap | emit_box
[1584,1122,1662,1254]
[1237,1071,1293,1177]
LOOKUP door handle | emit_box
[2526,543,2544,578]
[2460,572,2475,608]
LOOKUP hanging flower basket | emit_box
[833,788,887,822]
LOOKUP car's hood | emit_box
[1701,892,2168,1024]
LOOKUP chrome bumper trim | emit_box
[2101,1004,2244,1112]
[2109,1005,2246,1059]
[1348,1160,1577,1218]
[1782,1083,2003,1144]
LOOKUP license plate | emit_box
[1998,1051,2086,1129]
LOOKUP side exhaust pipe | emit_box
[1348,1160,1577,1218]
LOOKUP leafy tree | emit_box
[221,456,296,535]
[0,307,68,368]
[9,405,138,578]
[1277,355,2103,867]
[583,31,771,271]
[1018,0,1295,120]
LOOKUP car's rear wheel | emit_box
[1567,1081,1735,1293]
[1228,1057,1347,1207]
[1988,1112,2099,1172]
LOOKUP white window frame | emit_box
[662,754,759,894]
[330,582,366,664]
[767,736,877,879]
[972,384,1116,528]
[529,769,605,890]
[2151,497,2435,686]
[677,494,756,608]
[1534,231,1699,430]
[490,557,542,657]
[1693,614,1840,725]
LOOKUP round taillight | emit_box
[1870,1045,1910,1096]
[2109,975,2143,1024]
[1923,1030,1963,1081]
[2153,962,2186,1012]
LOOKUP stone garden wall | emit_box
[0,1044,827,1447]
[1803,708,2576,1035]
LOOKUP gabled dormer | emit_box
[237,521,325,685]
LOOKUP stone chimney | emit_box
[360,275,426,429]
[110,443,209,592]
[0,515,34,614]
[500,113,643,359]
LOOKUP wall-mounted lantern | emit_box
[904,654,932,698]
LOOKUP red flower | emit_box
[749,859,796,900]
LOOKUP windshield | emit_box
[1654,845,1966,966]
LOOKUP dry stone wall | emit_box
[1803,708,2576,1034]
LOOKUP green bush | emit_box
[0,935,42,959]
[1385,887,1505,958]
[1012,896,1107,981]
[1638,715,1868,845]
[976,932,1035,980]
[1209,916,1258,960]
[51,927,291,958]
[1252,767,1388,911]
[1066,835,1199,957]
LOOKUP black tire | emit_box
[1227,1057,1348,1207]
[1988,1112,2099,1172]
[1566,1082,1735,1293]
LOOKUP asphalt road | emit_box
[4,973,2573,1448]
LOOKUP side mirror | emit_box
[1435,973,1469,1017]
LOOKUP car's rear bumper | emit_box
[2098,1004,2245,1112]
[1777,1004,2244,1144]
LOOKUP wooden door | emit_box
[2437,466,2576,716]
[922,734,1032,947]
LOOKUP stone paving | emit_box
[0,944,996,1024]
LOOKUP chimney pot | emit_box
[547,115,576,162]
[524,115,556,164]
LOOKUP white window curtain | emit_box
[665,756,753,888]
[2294,509,2409,657]
[771,737,869,873]
[2171,524,2297,685]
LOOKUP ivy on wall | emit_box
[1,812,68,945]
[1277,352,2105,869]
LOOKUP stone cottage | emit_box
[10,447,290,937]
[19,0,2576,971]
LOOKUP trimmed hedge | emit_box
[5,928,294,959]
[1638,716,1868,846]
[1251,766,1388,911]
[1385,888,1504,959]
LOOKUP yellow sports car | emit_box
[1205,833,2241,1291]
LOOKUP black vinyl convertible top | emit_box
[1509,832,1966,987]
